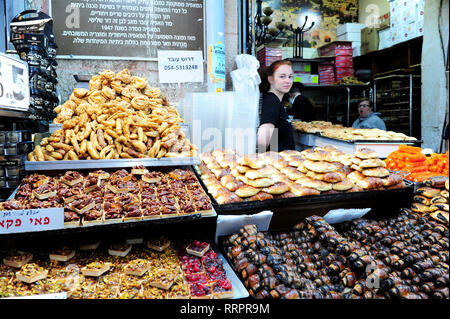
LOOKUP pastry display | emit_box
[0,167,213,227]
[49,247,76,262]
[223,210,448,299]
[28,69,197,161]
[0,239,234,299]
[3,251,33,268]
[186,240,210,257]
[197,147,405,204]
[411,176,449,224]
[81,262,112,277]
[292,120,417,141]
[15,263,48,284]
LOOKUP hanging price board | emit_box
[0,52,30,112]
[0,207,64,234]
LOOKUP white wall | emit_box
[421,0,449,152]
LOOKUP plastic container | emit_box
[6,166,21,177]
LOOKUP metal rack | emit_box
[301,84,372,126]
[373,74,421,138]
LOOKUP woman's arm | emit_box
[257,123,275,152]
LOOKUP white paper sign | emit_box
[0,207,64,234]
[323,208,371,225]
[215,211,273,243]
[158,50,204,83]
[0,52,30,111]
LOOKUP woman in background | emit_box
[257,59,296,152]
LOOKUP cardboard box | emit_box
[337,31,361,43]
[319,41,352,57]
[361,27,380,55]
[295,73,319,85]
[352,45,361,57]
[337,23,366,36]
[293,62,311,73]
[378,27,392,50]
[335,55,353,68]
[335,67,354,80]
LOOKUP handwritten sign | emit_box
[157,50,204,83]
[51,0,204,60]
[0,52,30,112]
[0,208,64,234]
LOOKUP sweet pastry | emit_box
[211,279,234,299]
[49,246,76,262]
[248,191,273,201]
[3,251,33,268]
[146,237,170,252]
[262,182,290,195]
[131,165,149,175]
[81,261,111,277]
[411,202,431,214]
[416,187,442,198]
[289,184,321,196]
[149,268,178,290]
[361,167,390,178]
[303,160,338,173]
[306,171,344,183]
[359,158,386,168]
[354,148,378,159]
[295,177,332,192]
[69,194,96,215]
[332,178,355,191]
[301,149,333,162]
[60,171,84,186]
[235,185,260,198]
[430,210,449,224]
[124,259,151,276]
[108,242,132,257]
[15,263,48,284]
[186,241,210,257]
[237,154,266,169]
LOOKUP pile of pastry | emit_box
[411,176,449,224]
[292,121,342,134]
[0,238,233,299]
[292,120,417,141]
[196,146,406,204]
[28,69,196,161]
[0,167,212,226]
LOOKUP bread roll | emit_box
[237,154,266,169]
[262,182,290,195]
[332,178,355,191]
[245,177,275,188]
[361,167,390,178]
[280,167,305,181]
[354,148,378,159]
[289,183,321,196]
[356,177,384,189]
[359,158,386,168]
[245,166,276,180]
[295,177,332,191]
[235,185,261,198]
[303,160,338,173]
[306,171,344,183]
[301,149,333,162]
[248,191,273,201]
[381,174,403,186]
[416,187,442,198]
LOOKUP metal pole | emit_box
[409,73,413,136]
[346,86,350,126]
[373,81,377,112]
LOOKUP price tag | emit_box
[0,208,64,234]
[157,50,204,84]
[0,52,30,111]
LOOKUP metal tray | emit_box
[24,157,201,171]
[193,166,414,230]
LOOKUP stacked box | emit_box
[319,41,352,57]
[318,61,335,85]
[257,47,282,69]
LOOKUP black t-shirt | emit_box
[260,92,295,152]
[288,94,315,122]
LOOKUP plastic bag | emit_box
[230,54,261,95]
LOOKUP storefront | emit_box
[0,0,448,309]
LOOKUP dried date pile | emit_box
[223,210,448,299]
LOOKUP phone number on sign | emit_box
[163,64,199,71]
